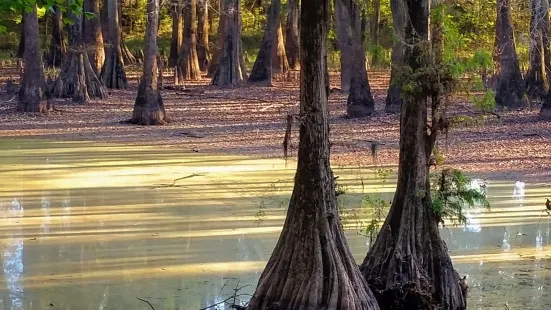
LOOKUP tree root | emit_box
[368,279,437,310]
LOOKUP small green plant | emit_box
[430,168,490,226]
[254,199,267,226]
[472,89,496,113]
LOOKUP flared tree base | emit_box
[18,84,51,113]
[101,49,128,89]
[55,51,108,103]
[130,81,168,126]
[540,103,551,120]
[385,83,402,114]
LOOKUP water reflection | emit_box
[0,139,550,309]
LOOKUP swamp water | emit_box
[0,139,549,310]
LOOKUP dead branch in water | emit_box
[150,173,204,189]
[197,279,249,310]
[136,297,156,310]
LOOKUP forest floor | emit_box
[0,67,550,184]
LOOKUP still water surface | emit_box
[0,139,549,310]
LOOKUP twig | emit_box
[151,173,204,189]
[1,96,16,103]
[523,133,545,139]
[197,296,235,310]
[136,297,156,310]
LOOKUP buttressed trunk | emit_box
[47,6,66,68]
[245,0,380,307]
[169,0,183,67]
[211,0,246,86]
[272,22,289,75]
[18,5,48,113]
[361,0,467,309]
[248,0,281,85]
[131,0,167,125]
[206,0,225,76]
[495,0,529,109]
[335,0,353,92]
[101,0,128,89]
[197,0,211,71]
[83,0,105,74]
[284,0,299,70]
[525,0,549,101]
[385,0,406,113]
[176,0,201,83]
[345,0,375,118]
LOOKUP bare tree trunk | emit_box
[55,0,108,104]
[197,0,211,71]
[248,0,281,85]
[169,0,183,67]
[495,0,529,109]
[272,22,289,75]
[47,6,66,68]
[385,0,405,113]
[83,0,105,74]
[345,1,374,118]
[211,0,246,86]
[335,0,353,92]
[284,0,299,70]
[18,5,48,113]
[101,0,128,89]
[362,1,467,309]
[525,0,549,101]
[131,0,167,125]
[370,0,382,66]
[176,0,202,82]
[245,0,380,306]
[207,0,225,76]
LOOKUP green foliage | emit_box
[430,168,490,226]
[472,89,496,113]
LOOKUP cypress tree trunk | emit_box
[101,0,128,89]
[83,0,105,74]
[131,0,167,125]
[211,0,246,86]
[46,6,66,68]
[284,0,299,70]
[495,0,529,109]
[370,0,382,66]
[18,5,48,113]
[197,0,211,71]
[361,1,467,309]
[335,0,353,92]
[17,11,25,58]
[176,0,201,82]
[345,0,374,118]
[248,0,281,85]
[525,0,549,101]
[272,22,289,75]
[246,0,380,306]
[206,0,225,76]
[385,0,406,113]
[541,92,551,119]
[54,1,108,104]
[169,0,183,67]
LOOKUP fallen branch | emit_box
[523,133,545,139]
[151,173,204,189]
[136,297,156,310]
[1,96,16,103]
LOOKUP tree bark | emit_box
[46,6,66,68]
[385,0,406,113]
[83,0,105,74]
[361,1,468,309]
[18,5,48,113]
[370,0,382,66]
[101,0,128,89]
[207,0,225,76]
[285,0,299,70]
[248,0,281,85]
[55,0,108,104]
[246,0,380,307]
[197,0,211,71]
[272,22,289,75]
[335,0,353,92]
[211,0,246,86]
[525,0,549,101]
[176,0,202,82]
[345,0,374,118]
[131,0,167,125]
[495,0,529,109]
[169,0,183,67]
[541,92,551,119]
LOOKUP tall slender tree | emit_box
[248,0,281,85]
[284,0,299,69]
[345,0,375,118]
[169,0,183,67]
[494,0,529,109]
[18,5,47,112]
[16,11,25,58]
[211,0,247,86]
[54,0,107,103]
[385,0,406,113]
[176,0,201,82]
[46,6,65,68]
[245,0,380,307]
[101,0,128,89]
[207,0,225,76]
[272,22,289,75]
[361,1,467,309]
[83,0,105,74]
[197,0,211,71]
[525,0,549,101]
[335,0,353,92]
[130,0,167,125]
